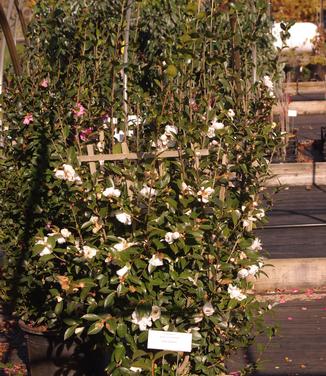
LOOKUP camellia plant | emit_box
[0,0,282,375]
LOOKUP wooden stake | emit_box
[0,3,21,75]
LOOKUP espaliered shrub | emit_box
[0,0,281,375]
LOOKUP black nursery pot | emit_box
[19,321,107,376]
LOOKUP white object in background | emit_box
[288,109,298,117]
[147,330,192,352]
[272,22,318,53]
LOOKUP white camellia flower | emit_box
[148,254,164,269]
[207,118,225,138]
[249,237,262,251]
[197,187,214,203]
[39,246,53,256]
[63,164,82,184]
[130,367,142,373]
[202,302,215,317]
[164,231,180,244]
[54,164,82,184]
[237,268,249,279]
[113,238,135,252]
[61,228,71,238]
[228,284,247,301]
[57,236,66,244]
[263,75,275,96]
[227,109,235,118]
[181,182,194,195]
[63,164,76,179]
[194,314,204,323]
[153,125,178,151]
[115,212,132,225]
[81,245,98,259]
[255,208,265,220]
[54,170,65,179]
[161,133,176,148]
[90,216,99,224]
[131,311,152,331]
[243,216,256,228]
[116,265,130,277]
[164,125,178,136]
[207,126,216,139]
[151,305,161,322]
[242,219,250,228]
[140,185,157,199]
[263,75,273,90]
[211,119,224,130]
[103,186,121,198]
[248,264,259,276]
[36,237,53,256]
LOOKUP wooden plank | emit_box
[78,148,209,163]
[121,142,132,196]
[267,162,326,186]
[283,81,326,95]
[86,144,96,174]
[273,100,326,115]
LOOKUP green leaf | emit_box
[64,325,78,341]
[137,331,148,344]
[63,318,80,326]
[82,313,101,321]
[87,321,104,335]
[54,301,63,315]
[104,292,115,308]
[117,323,127,338]
[130,359,151,371]
[113,343,125,362]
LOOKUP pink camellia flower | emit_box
[73,102,86,117]
[23,114,33,125]
[79,127,93,141]
[40,79,48,88]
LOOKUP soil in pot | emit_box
[19,321,107,376]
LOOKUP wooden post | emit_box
[86,144,96,175]
[14,0,28,43]
[122,0,132,139]
[0,3,21,76]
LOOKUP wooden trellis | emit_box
[78,142,210,175]
[77,139,229,204]
[76,0,227,202]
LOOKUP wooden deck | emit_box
[258,185,326,259]
[228,295,326,376]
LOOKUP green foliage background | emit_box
[0,0,281,374]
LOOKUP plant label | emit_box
[288,109,297,117]
[147,330,192,352]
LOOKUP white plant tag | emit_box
[147,330,192,352]
[288,109,297,117]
